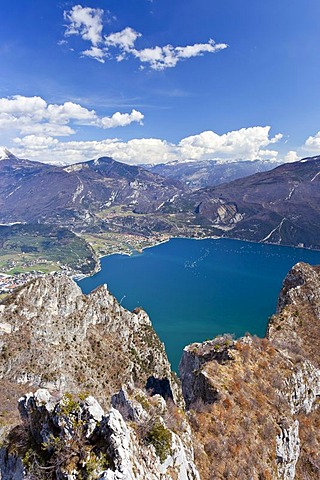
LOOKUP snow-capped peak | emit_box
[0,148,17,160]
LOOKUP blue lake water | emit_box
[78,238,320,371]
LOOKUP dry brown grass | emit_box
[187,336,296,479]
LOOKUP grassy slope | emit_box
[0,224,97,275]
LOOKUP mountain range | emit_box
[0,151,182,226]
[146,158,281,190]
[1,150,320,273]
[162,155,320,249]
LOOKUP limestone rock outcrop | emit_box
[2,388,199,480]
[0,274,181,410]
[178,263,320,479]
[2,263,320,479]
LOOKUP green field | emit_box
[0,224,97,275]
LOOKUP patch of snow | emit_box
[311,171,320,182]
[6,185,22,198]
[285,186,295,200]
[72,178,84,203]
[261,217,286,243]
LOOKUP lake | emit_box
[78,238,320,371]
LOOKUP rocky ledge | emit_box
[0,387,199,480]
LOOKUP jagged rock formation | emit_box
[267,262,320,366]
[0,275,195,478]
[178,263,320,479]
[0,388,199,479]
[0,274,181,414]
[1,263,320,478]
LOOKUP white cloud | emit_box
[98,109,144,128]
[176,40,226,58]
[19,123,75,137]
[64,5,104,46]
[258,149,279,159]
[179,126,283,161]
[12,136,177,165]
[10,126,283,166]
[46,101,97,123]
[0,95,144,137]
[62,6,228,70]
[105,27,141,51]
[14,135,59,150]
[283,150,299,163]
[82,46,107,63]
[304,131,320,152]
[131,40,228,71]
[0,95,47,118]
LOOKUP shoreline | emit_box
[77,232,320,282]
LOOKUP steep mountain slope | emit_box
[0,275,197,479]
[0,153,184,226]
[147,158,280,190]
[0,274,180,411]
[1,152,320,272]
[164,155,320,249]
[179,262,320,479]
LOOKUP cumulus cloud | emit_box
[304,131,320,152]
[62,5,228,70]
[105,27,141,51]
[10,126,283,166]
[64,5,104,46]
[14,135,59,150]
[179,126,283,161]
[0,95,144,137]
[97,110,144,128]
[283,150,299,163]
[12,136,177,165]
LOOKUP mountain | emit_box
[162,155,320,249]
[179,262,320,479]
[0,274,197,479]
[0,154,184,226]
[1,263,320,478]
[1,152,320,276]
[146,158,281,190]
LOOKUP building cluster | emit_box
[0,272,44,296]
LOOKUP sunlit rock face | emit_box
[2,263,320,479]
[0,274,181,408]
[178,263,320,479]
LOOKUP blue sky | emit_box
[1,0,320,164]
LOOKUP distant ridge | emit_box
[162,154,320,249]
[0,153,185,226]
[146,158,282,189]
[0,151,320,252]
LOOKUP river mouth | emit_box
[78,237,320,371]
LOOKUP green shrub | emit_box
[146,420,172,463]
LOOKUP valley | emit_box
[1,151,320,287]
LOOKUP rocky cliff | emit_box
[179,262,320,479]
[1,263,320,479]
[0,274,196,479]
[0,274,181,409]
